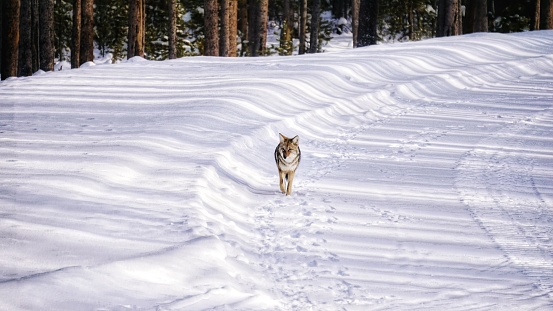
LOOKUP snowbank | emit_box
[1,31,553,310]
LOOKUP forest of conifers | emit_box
[1,0,552,80]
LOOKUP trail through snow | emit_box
[1,31,553,310]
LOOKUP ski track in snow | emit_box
[1,31,553,310]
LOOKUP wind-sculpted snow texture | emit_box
[1,31,553,310]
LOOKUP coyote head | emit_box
[279,133,300,159]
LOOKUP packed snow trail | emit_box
[1,31,552,310]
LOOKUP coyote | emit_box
[274,133,301,195]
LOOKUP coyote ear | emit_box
[292,135,299,144]
[279,133,286,142]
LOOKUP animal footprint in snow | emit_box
[296,245,308,252]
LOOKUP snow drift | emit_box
[1,31,553,310]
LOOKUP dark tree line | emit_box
[2,0,94,79]
[2,0,553,80]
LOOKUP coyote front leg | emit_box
[279,171,287,194]
[286,171,295,195]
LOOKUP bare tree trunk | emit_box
[542,0,553,29]
[220,0,230,56]
[204,0,219,56]
[437,0,462,37]
[408,0,414,40]
[71,0,81,68]
[2,0,20,80]
[242,0,266,56]
[128,0,145,58]
[0,1,2,75]
[19,0,33,76]
[298,0,307,54]
[258,0,268,55]
[473,0,488,32]
[80,0,94,65]
[31,0,39,72]
[168,0,177,59]
[39,0,54,71]
[0,2,2,77]
[309,0,320,53]
[228,0,238,56]
[351,0,359,47]
[357,0,378,47]
[531,0,540,30]
[54,0,63,60]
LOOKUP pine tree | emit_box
[437,0,462,37]
[71,0,81,68]
[464,0,488,33]
[258,0,268,55]
[228,0,238,56]
[204,0,219,56]
[542,0,553,29]
[220,0,230,56]
[464,0,475,33]
[357,0,378,46]
[80,0,94,64]
[128,0,145,58]
[95,0,128,61]
[145,0,170,59]
[40,0,55,71]
[248,0,259,56]
[54,0,72,62]
[474,0,488,32]
[19,0,34,76]
[279,0,293,55]
[531,0,540,30]
[2,0,21,80]
[31,0,40,72]
[219,0,238,57]
[247,0,268,56]
[168,0,177,59]
[309,0,321,53]
[146,0,193,59]
[352,0,359,47]
[379,0,437,42]
[298,0,307,54]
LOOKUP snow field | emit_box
[1,31,553,310]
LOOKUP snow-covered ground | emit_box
[1,31,553,310]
